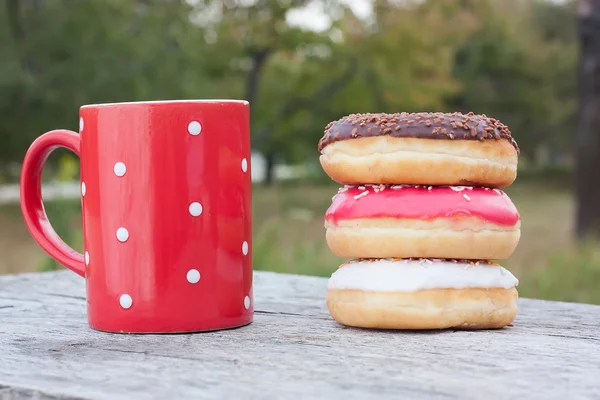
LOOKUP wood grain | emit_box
[1,270,599,399]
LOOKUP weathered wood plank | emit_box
[1,270,599,400]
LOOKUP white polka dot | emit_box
[242,241,249,256]
[79,117,84,132]
[113,162,126,177]
[85,251,90,266]
[119,294,132,309]
[241,158,248,173]
[81,182,86,196]
[187,269,201,284]
[244,296,250,310]
[116,227,129,242]
[189,202,203,216]
[188,121,202,136]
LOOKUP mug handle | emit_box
[20,129,85,277]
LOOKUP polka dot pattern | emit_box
[85,251,90,266]
[116,227,129,242]
[81,182,86,197]
[114,162,127,177]
[187,269,201,284]
[99,116,250,320]
[120,294,133,309]
[189,202,203,217]
[79,117,84,132]
[188,121,202,136]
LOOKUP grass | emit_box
[2,179,600,305]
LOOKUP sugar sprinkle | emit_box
[353,191,369,200]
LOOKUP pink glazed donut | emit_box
[324,185,521,260]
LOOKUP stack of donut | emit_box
[318,112,521,330]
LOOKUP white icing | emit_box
[327,259,518,292]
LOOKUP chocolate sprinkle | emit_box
[317,112,520,154]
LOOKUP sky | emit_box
[285,0,570,32]
[286,0,373,32]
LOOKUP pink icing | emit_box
[326,186,520,226]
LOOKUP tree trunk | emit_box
[253,58,358,152]
[264,152,276,186]
[575,0,600,240]
[245,48,273,185]
[6,0,24,41]
[245,48,270,121]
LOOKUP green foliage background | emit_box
[0,0,578,176]
[2,0,596,304]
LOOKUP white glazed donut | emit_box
[326,259,519,330]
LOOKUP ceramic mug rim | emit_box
[80,99,249,109]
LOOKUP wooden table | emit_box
[1,271,599,399]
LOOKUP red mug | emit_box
[20,100,253,333]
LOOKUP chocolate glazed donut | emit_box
[318,112,519,188]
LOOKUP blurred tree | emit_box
[189,0,481,184]
[0,0,202,175]
[284,0,479,166]
[451,0,577,163]
[337,0,477,114]
[0,0,582,188]
[576,0,600,240]
[216,0,482,184]
[191,0,357,184]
